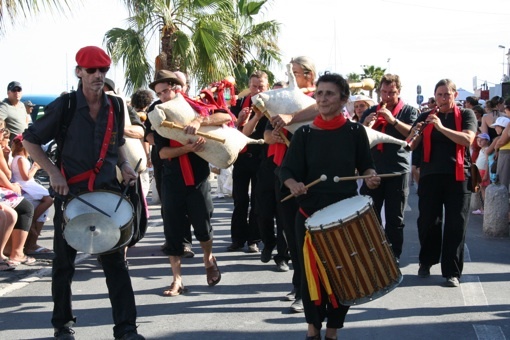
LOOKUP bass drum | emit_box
[63,190,134,255]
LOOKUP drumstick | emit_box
[67,192,111,218]
[281,174,327,203]
[115,158,142,212]
[253,98,290,147]
[160,121,226,143]
[333,173,402,182]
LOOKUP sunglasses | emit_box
[83,67,110,74]
[9,88,22,92]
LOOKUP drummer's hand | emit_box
[364,172,381,189]
[271,114,293,132]
[121,162,138,186]
[184,137,206,153]
[286,180,307,197]
[49,172,70,196]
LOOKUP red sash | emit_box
[169,140,195,186]
[66,99,115,191]
[372,99,405,151]
[422,106,465,181]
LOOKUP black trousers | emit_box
[276,180,300,296]
[417,174,470,278]
[254,158,288,263]
[52,198,137,338]
[151,148,192,248]
[295,212,350,330]
[230,153,261,245]
[360,173,409,258]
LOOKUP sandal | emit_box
[25,246,53,255]
[7,256,36,266]
[205,256,221,286]
[163,282,186,297]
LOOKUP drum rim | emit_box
[305,195,373,230]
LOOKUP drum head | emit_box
[64,191,133,227]
[306,195,372,230]
[64,213,120,254]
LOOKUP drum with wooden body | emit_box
[63,191,134,255]
[305,195,402,305]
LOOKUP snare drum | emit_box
[63,190,134,254]
[305,195,402,305]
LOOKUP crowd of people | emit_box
[1,44,509,340]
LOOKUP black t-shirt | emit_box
[360,102,419,173]
[413,108,477,177]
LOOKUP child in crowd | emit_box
[10,134,53,254]
[473,133,491,215]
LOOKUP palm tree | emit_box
[361,65,386,99]
[105,0,235,94]
[229,0,281,90]
[105,0,281,94]
[0,0,71,36]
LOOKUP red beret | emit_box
[75,46,111,68]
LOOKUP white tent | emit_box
[456,88,474,101]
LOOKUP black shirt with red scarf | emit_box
[232,96,267,159]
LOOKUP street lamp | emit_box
[498,45,506,80]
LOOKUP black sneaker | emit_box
[260,247,273,263]
[115,332,146,340]
[418,264,431,278]
[54,327,75,340]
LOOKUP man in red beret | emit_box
[22,46,144,340]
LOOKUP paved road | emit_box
[1,180,509,340]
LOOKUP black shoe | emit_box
[261,247,273,263]
[115,332,146,340]
[418,264,431,278]
[227,242,244,251]
[54,327,75,340]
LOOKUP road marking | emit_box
[461,275,488,306]
[473,325,506,340]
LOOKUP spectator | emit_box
[472,133,491,215]
[10,134,53,254]
[0,203,18,271]
[0,81,29,141]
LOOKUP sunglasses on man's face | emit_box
[9,87,22,92]
[83,67,110,74]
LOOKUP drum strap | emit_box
[303,230,339,308]
[65,99,115,191]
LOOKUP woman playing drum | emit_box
[279,73,380,340]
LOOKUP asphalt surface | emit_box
[1,178,510,340]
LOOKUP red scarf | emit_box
[422,106,465,181]
[169,140,195,186]
[372,99,405,151]
[267,130,288,166]
[313,113,347,130]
